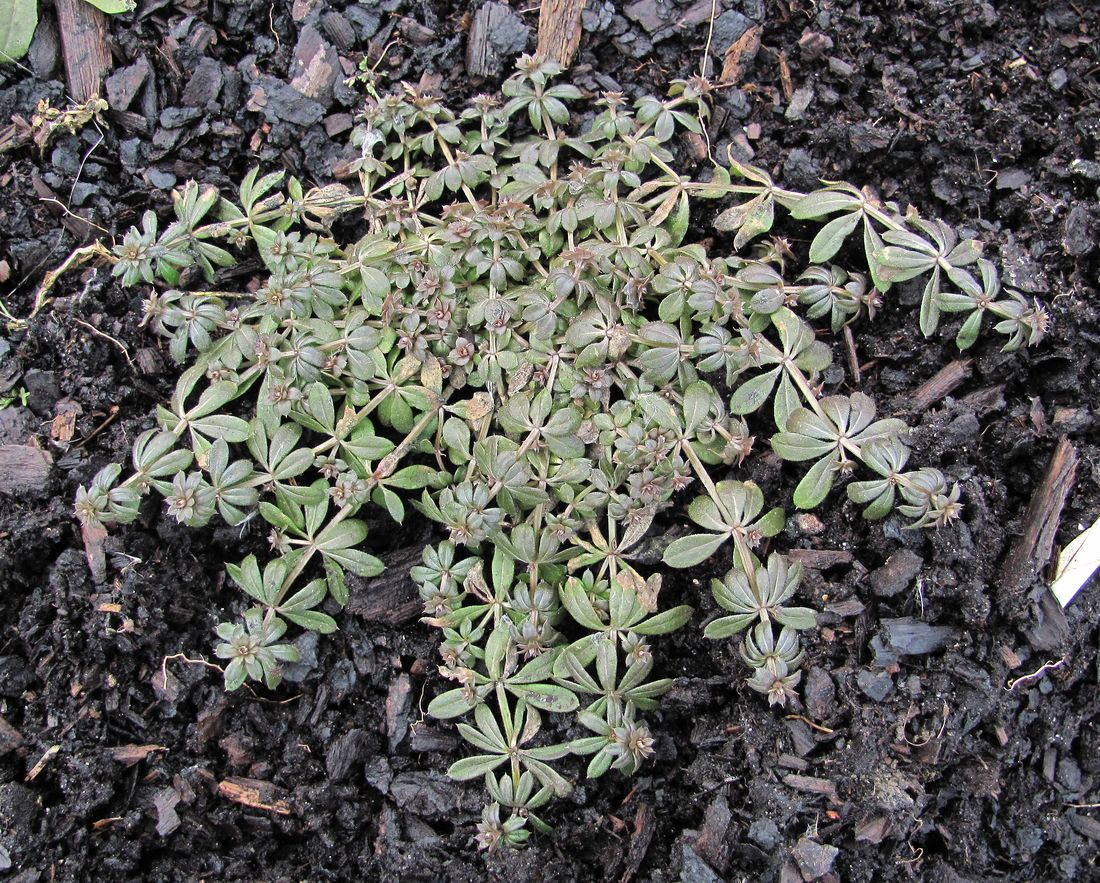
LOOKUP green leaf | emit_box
[428,688,477,719]
[83,0,134,14]
[774,373,801,432]
[447,754,507,781]
[192,414,251,442]
[226,555,265,604]
[790,189,861,219]
[955,306,983,351]
[754,506,786,538]
[282,609,339,633]
[703,613,756,639]
[324,547,383,578]
[667,191,690,246]
[325,560,349,606]
[315,519,368,552]
[633,605,693,636]
[792,455,838,509]
[508,683,579,713]
[561,579,607,631]
[808,211,861,263]
[0,0,36,63]
[776,606,817,630]
[384,465,438,489]
[771,430,836,462]
[681,380,712,435]
[662,533,728,568]
[919,268,942,337]
[729,368,779,414]
[734,194,775,250]
[279,578,326,612]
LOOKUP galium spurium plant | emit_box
[75,57,1047,847]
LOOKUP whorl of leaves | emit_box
[76,57,1046,846]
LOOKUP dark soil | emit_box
[2,0,1099,880]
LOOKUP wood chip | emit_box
[777,50,794,101]
[0,444,53,494]
[854,814,891,844]
[823,598,866,617]
[620,802,656,883]
[782,773,841,805]
[50,400,81,443]
[110,744,168,767]
[719,24,762,86]
[216,777,292,815]
[54,0,112,102]
[536,0,586,68]
[26,744,60,781]
[346,545,423,625]
[788,549,853,569]
[82,520,108,584]
[999,436,1077,610]
[0,715,23,756]
[902,359,973,413]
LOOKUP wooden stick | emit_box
[788,549,853,569]
[536,0,586,68]
[54,0,112,103]
[999,435,1077,608]
[903,359,972,412]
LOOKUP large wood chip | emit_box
[901,359,973,413]
[719,24,762,86]
[54,0,112,102]
[999,435,1077,608]
[0,444,52,494]
[536,0,586,68]
[782,773,841,805]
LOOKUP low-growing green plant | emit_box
[75,58,1047,846]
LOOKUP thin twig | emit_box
[73,317,135,368]
[1006,657,1068,691]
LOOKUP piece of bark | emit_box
[958,383,1006,415]
[54,0,112,102]
[385,673,412,751]
[788,549,853,569]
[345,545,424,625]
[693,793,731,873]
[719,24,761,86]
[467,2,531,78]
[854,814,892,844]
[0,444,52,494]
[154,786,181,836]
[82,520,108,584]
[110,744,168,767]
[902,359,973,413]
[536,0,585,68]
[216,777,292,815]
[999,436,1077,609]
[0,716,23,756]
[620,802,656,883]
[782,774,841,805]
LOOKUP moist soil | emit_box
[1,1,1099,880]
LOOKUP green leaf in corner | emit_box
[82,0,135,13]
[0,0,36,63]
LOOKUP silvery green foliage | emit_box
[76,57,1046,846]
